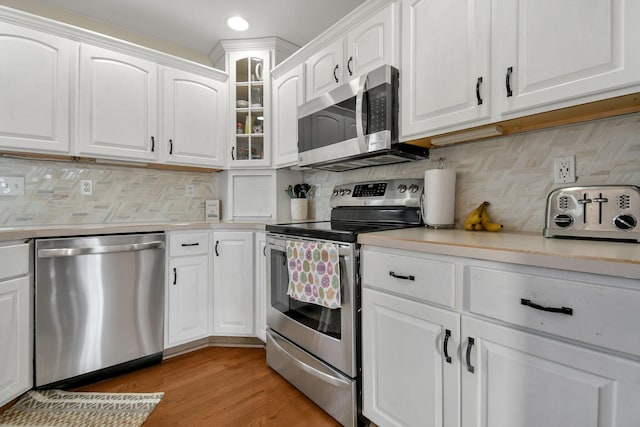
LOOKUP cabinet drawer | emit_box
[468,266,640,358]
[169,232,209,257]
[0,243,30,280]
[362,249,455,308]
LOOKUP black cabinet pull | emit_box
[263,245,267,257]
[347,56,353,76]
[443,329,452,364]
[520,298,573,315]
[151,136,155,152]
[476,77,483,105]
[173,267,177,285]
[181,242,199,247]
[215,240,219,256]
[333,64,339,83]
[389,271,415,281]
[231,146,235,160]
[169,139,173,155]
[466,337,475,373]
[506,66,513,97]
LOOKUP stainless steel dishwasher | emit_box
[35,233,165,388]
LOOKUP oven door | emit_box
[266,233,357,377]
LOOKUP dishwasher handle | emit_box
[37,241,165,258]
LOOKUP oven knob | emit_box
[345,189,352,195]
[397,184,407,193]
[553,214,574,228]
[339,189,346,196]
[613,214,637,230]
[333,190,339,196]
[409,184,420,193]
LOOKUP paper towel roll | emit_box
[424,169,456,228]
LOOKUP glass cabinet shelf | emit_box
[232,56,266,162]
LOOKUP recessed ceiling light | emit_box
[227,16,249,32]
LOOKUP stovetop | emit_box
[266,178,424,243]
[265,220,415,243]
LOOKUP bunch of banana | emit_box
[463,201,503,232]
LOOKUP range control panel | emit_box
[544,185,640,242]
[330,179,423,208]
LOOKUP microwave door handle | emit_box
[355,74,367,151]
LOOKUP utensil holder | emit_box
[291,199,308,220]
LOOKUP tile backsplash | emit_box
[303,112,640,233]
[0,158,216,226]
[1,113,638,231]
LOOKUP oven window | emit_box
[270,247,342,339]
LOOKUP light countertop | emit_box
[0,220,278,242]
[358,228,640,280]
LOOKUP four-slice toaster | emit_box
[544,185,640,242]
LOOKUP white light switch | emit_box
[0,176,25,196]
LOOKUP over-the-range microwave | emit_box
[297,65,429,172]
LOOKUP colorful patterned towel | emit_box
[286,240,341,309]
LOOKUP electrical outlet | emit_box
[0,176,25,196]
[80,180,93,195]
[186,185,195,197]
[554,155,576,184]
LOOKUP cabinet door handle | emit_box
[263,245,267,257]
[231,147,235,160]
[520,298,573,315]
[476,77,483,105]
[347,56,353,76]
[173,267,177,285]
[443,329,452,364]
[389,271,415,281]
[333,64,339,83]
[151,136,155,152]
[169,139,173,155]
[181,242,199,247]
[506,66,513,97]
[466,337,475,373]
[215,240,219,256]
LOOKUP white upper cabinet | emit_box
[161,68,226,168]
[272,63,304,168]
[400,0,491,138]
[305,2,398,101]
[494,0,640,119]
[0,22,71,154]
[77,44,159,162]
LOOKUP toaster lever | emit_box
[577,194,592,224]
[592,194,609,224]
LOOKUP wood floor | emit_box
[75,346,341,426]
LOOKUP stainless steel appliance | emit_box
[544,185,640,242]
[297,65,429,172]
[35,233,165,388]
[266,179,423,426]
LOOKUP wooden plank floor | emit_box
[75,346,341,426]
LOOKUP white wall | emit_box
[303,112,640,233]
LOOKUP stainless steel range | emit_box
[265,179,423,427]
[544,185,640,242]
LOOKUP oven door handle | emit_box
[268,331,351,388]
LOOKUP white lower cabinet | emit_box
[212,231,254,335]
[461,316,640,427]
[165,231,210,348]
[254,231,267,342]
[362,287,460,427]
[0,242,32,407]
[362,246,640,427]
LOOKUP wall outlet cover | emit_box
[0,176,25,196]
[554,155,576,184]
[80,180,93,195]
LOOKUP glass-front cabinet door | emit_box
[229,51,271,167]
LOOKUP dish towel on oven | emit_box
[286,240,341,309]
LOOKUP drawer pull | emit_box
[173,268,177,285]
[466,337,475,373]
[520,298,573,316]
[443,329,452,364]
[389,271,415,281]
[181,242,200,247]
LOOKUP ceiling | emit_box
[6,0,367,58]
